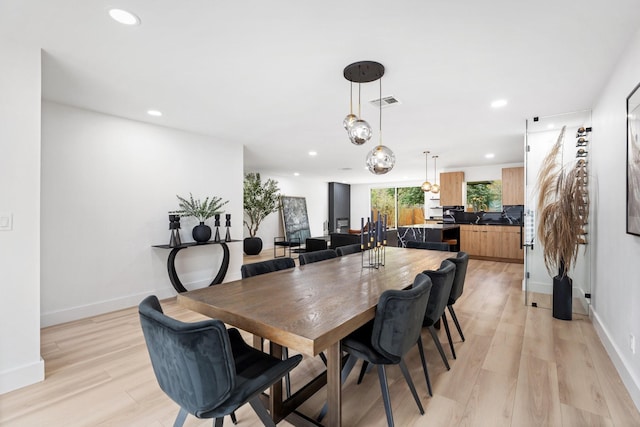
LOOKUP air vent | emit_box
[369,96,400,108]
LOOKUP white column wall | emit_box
[591,27,640,408]
[0,42,44,393]
[40,102,244,326]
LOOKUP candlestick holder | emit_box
[214,214,221,242]
[168,214,182,247]
[361,215,386,269]
[224,214,231,242]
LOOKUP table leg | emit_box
[269,342,284,421]
[326,341,342,426]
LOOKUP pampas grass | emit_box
[536,126,589,276]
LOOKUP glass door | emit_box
[524,111,592,315]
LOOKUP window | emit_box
[370,186,424,228]
[466,180,502,212]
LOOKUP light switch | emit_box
[0,213,13,231]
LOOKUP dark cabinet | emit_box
[329,182,350,233]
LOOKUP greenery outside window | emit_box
[371,186,424,228]
[466,180,502,212]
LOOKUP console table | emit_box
[153,240,239,293]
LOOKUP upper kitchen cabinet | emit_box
[502,166,524,205]
[439,171,465,206]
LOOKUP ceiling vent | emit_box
[369,96,400,108]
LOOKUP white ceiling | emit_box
[2,0,639,184]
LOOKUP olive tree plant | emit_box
[243,173,281,237]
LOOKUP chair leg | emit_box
[317,354,358,422]
[428,326,450,370]
[319,351,327,366]
[448,305,465,342]
[214,418,224,427]
[357,361,369,384]
[230,411,237,424]
[398,360,425,415]
[283,347,291,398]
[442,311,456,359]
[377,365,395,427]
[248,396,276,427]
[173,408,188,427]
[416,336,432,396]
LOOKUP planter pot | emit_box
[243,237,263,255]
[552,262,572,320]
[192,222,212,243]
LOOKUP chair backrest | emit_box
[422,260,456,326]
[139,296,235,415]
[299,249,338,265]
[371,273,432,362]
[241,257,295,278]
[406,240,451,251]
[336,243,361,256]
[446,251,469,304]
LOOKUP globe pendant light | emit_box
[348,83,371,145]
[365,74,395,174]
[421,150,432,192]
[430,155,440,194]
[343,81,358,131]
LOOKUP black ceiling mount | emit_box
[343,61,385,83]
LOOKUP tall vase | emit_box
[192,222,212,243]
[552,260,572,320]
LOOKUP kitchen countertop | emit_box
[399,224,460,230]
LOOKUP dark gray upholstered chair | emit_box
[406,240,451,251]
[240,258,296,397]
[318,274,433,427]
[441,251,469,359]
[139,296,302,427]
[298,248,337,265]
[421,260,456,370]
[240,257,295,279]
[335,243,361,256]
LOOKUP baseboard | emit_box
[40,287,177,327]
[591,308,640,411]
[0,358,45,394]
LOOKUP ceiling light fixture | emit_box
[430,155,440,194]
[491,99,507,108]
[108,8,141,26]
[485,153,495,159]
[343,82,358,132]
[308,151,317,156]
[147,110,162,117]
[421,150,432,192]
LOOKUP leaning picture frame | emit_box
[627,82,640,236]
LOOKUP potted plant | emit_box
[243,173,280,255]
[176,193,228,243]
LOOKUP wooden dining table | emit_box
[177,246,454,426]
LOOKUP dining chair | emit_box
[421,259,456,370]
[298,248,337,265]
[406,240,451,251]
[139,295,302,427]
[441,251,469,359]
[240,257,296,398]
[335,243,361,256]
[318,273,433,427]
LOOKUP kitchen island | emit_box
[397,224,461,250]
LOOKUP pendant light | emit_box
[430,155,440,194]
[342,81,358,131]
[365,72,395,174]
[348,83,371,145]
[421,150,432,192]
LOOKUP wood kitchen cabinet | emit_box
[502,167,524,205]
[459,224,523,263]
[439,171,464,206]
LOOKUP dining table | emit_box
[177,246,455,426]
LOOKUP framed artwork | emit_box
[627,83,640,236]
[280,196,311,242]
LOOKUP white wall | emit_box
[242,172,328,247]
[350,163,524,228]
[40,102,244,326]
[0,42,44,393]
[591,27,640,408]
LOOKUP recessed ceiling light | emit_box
[294,172,300,176]
[147,110,162,117]
[547,124,555,129]
[108,9,141,26]
[308,151,317,156]
[485,153,495,159]
[491,99,507,108]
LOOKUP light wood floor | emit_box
[1,256,639,426]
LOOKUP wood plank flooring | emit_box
[1,256,639,426]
